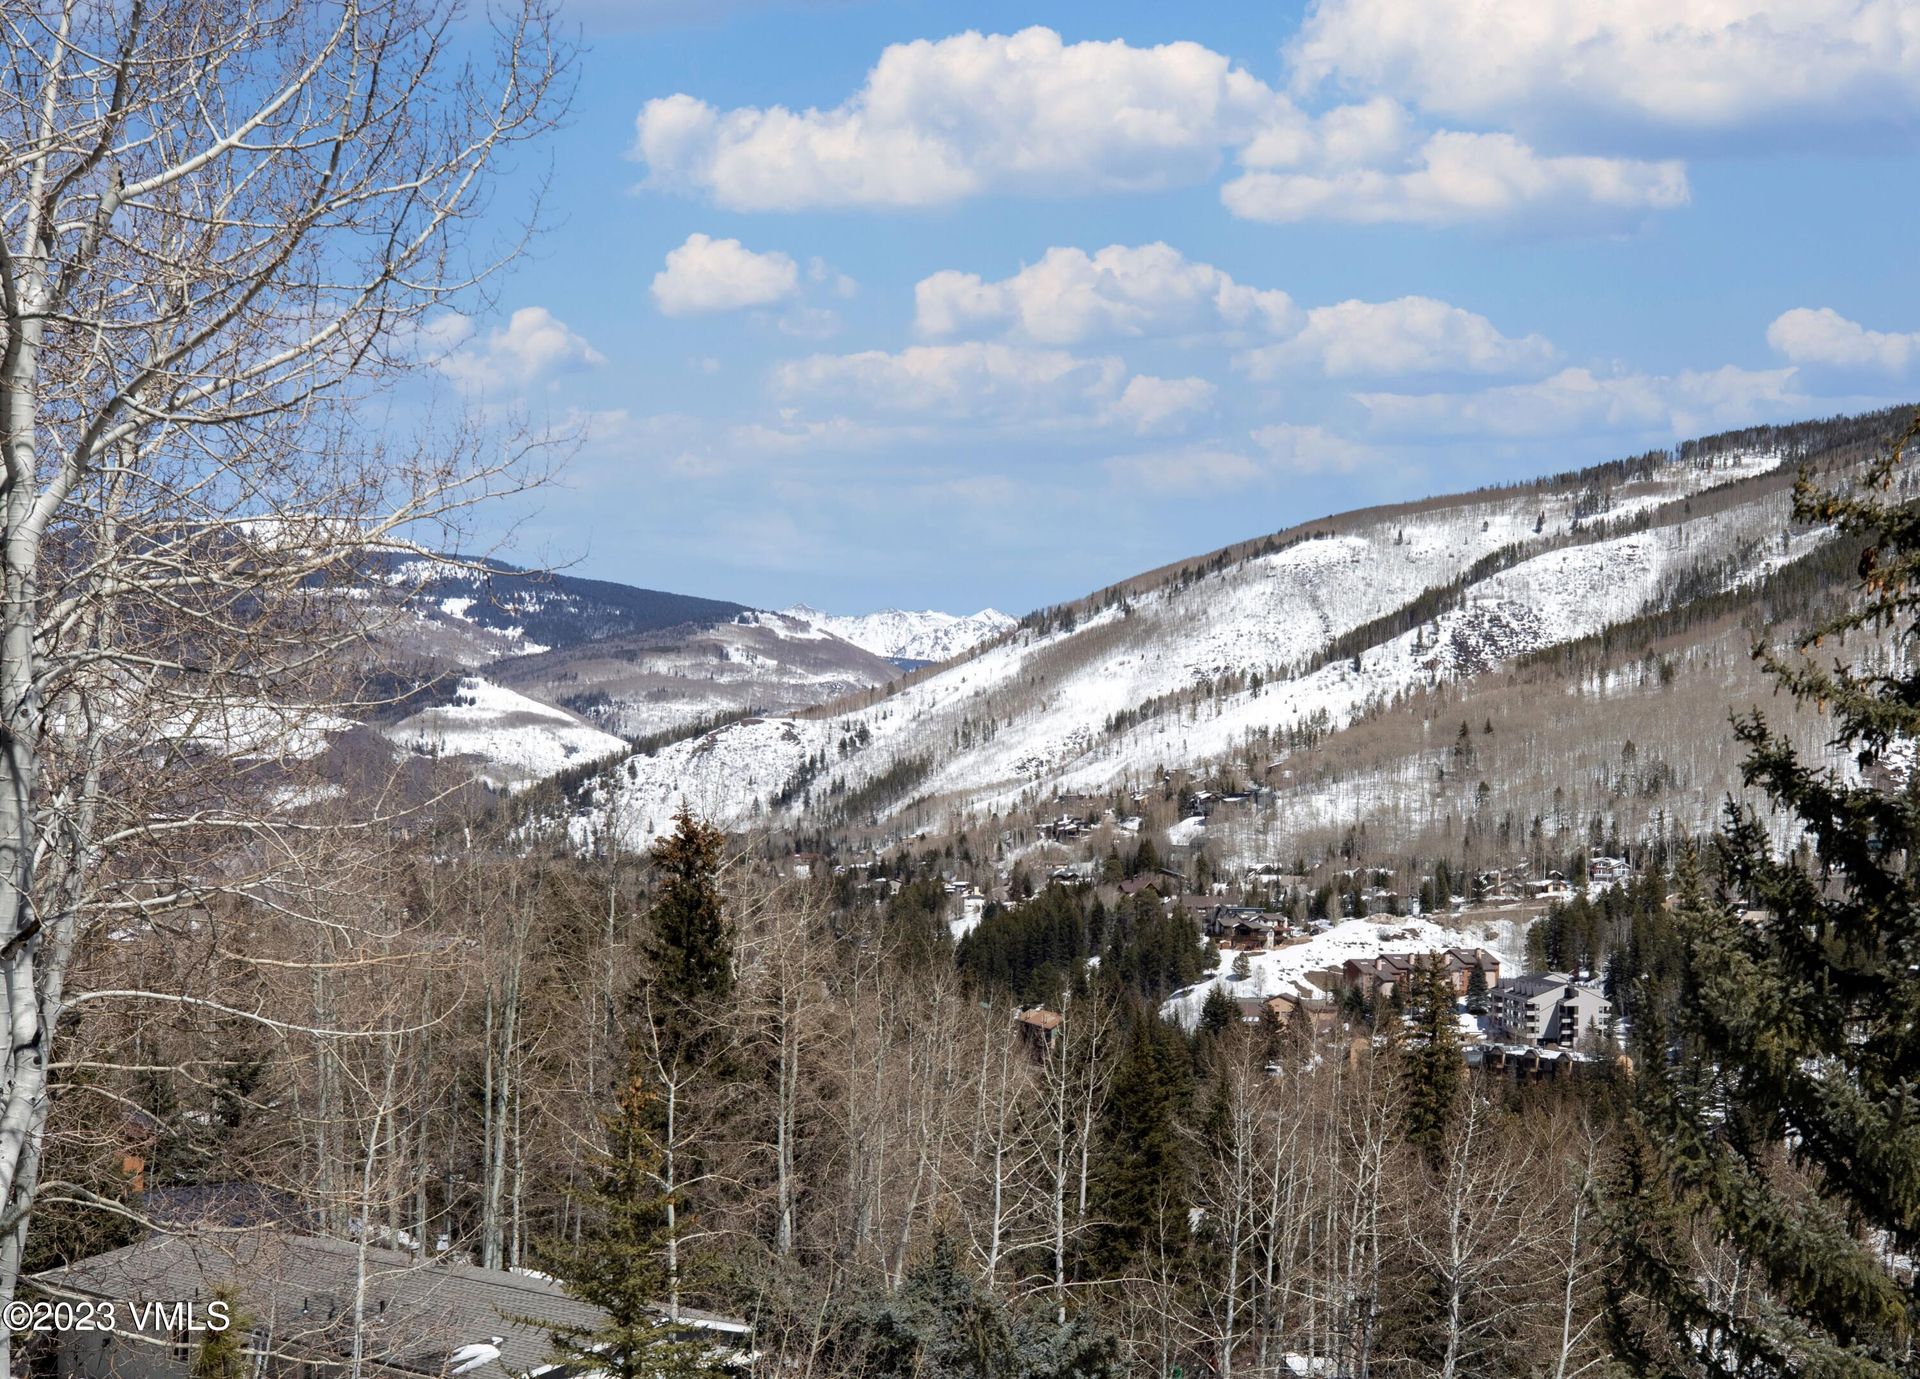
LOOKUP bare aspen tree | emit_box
[962,997,1028,1285]
[1406,1088,1544,1379]
[479,879,532,1270]
[1545,1114,1613,1379]
[1032,988,1113,1323]
[0,0,569,1356]
[1190,1035,1270,1379]
[732,868,833,1263]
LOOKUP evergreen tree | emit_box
[190,1288,249,1379]
[644,809,732,1006]
[1008,1312,1122,1379]
[1400,955,1462,1162]
[1198,984,1239,1037]
[841,1235,1121,1379]
[1086,1015,1193,1272]
[1608,414,1920,1375]
[540,1068,723,1379]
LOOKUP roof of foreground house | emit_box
[34,1228,747,1377]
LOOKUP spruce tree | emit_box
[1400,955,1462,1163]
[1608,414,1920,1375]
[644,808,732,1006]
[190,1289,249,1379]
[1198,984,1239,1036]
[1086,1014,1193,1272]
[540,1068,723,1379]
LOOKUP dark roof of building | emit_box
[140,1183,311,1233]
[33,1229,748,1378]
[1493,973,1578,997]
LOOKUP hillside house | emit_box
[1187,900,1284,947]
[30,1228,750,1379]
[1488,973,1612,1046]
[789,851,828,879]
[1263,993,1340,1040]
[951,887,986,928]
[1531,871,1573,900]
[1015,1007,1063,1059]
[1589,856,1632,885]
[1339,948,1500,1000]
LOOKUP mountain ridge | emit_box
[557,404,1912,856]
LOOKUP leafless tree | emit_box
[0,0,570,1355]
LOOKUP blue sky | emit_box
[439,0,1920,615]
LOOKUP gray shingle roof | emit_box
[1493,974,1575,997]
[33,1229,747,1377]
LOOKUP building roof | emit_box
[1017,1008,1063,1030]
[33,1229,748,1378]
[1493,972,1603,999]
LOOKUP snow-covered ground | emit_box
[1161,916,1473,1028]
[387,677,627,790]
[567,449,1819,848]
[783,604,1015,663]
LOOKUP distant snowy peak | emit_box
[782,604,1016,663]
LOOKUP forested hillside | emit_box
[30,405,1913,1377]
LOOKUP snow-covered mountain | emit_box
[561,406,1903,854]
[386,677,627,791]
[368,556,750,668]
[782,604,1015,664]
[490,609,899,740]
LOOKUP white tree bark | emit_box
[0,3,569,1360]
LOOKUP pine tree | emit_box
[1086,1014,1193,1272]
[190,1289,249,1379]
[644,808,732,1006]
[1400,955,1461,1163]
[1608,413,1920,1375]
[1198,984,1239,1036]
[540,1068,723,1379]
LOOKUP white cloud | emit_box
[1110,375,1217,433]
[1237,296,1555,378]
[776,306,844,340]
[1290,0,1920,136]
[773,342,1129,422]
[1249,423,1382,473]
[1107,444,1271,491]
[651,232,800,315]
[634,26,1697,229]
[1223,130,1687,226]
[634,27,1285,210]
[434,307,604,389]
[1107,423,1381,490]
[915,243,1298,344]
[1767,307,1920,372]
[1354,364,1804,438]
[809,257,860,298]
[772,341,1215,434]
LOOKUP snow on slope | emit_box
[387,677,626,789]
[569,715,831,852]
[1162,917,1466,1028]
[784,604,1015,663]
[571,450,1804,848]
[497,609,898,741]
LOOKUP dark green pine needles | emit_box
[1608,412,1920,1377]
